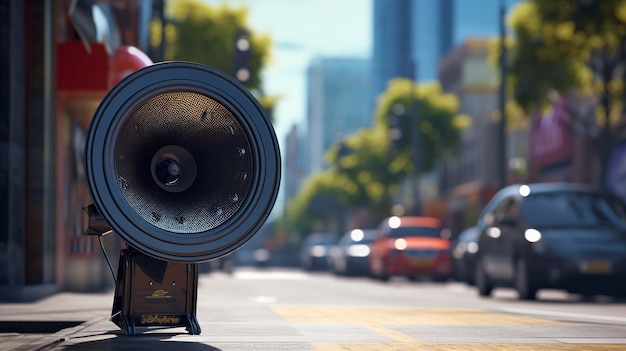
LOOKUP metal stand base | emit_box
[111,247,201,335]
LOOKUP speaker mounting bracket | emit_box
[111,247,201,335]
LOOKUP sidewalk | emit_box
[0,288,113,351]
[1,270,318,351]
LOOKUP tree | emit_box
[326,127,403,221]
[280,78,466,235]
[507,0,626,186]
[374,78,467,174]
[151,0,277,117]
[281,169,352,238]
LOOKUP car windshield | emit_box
[521,191,626,228]
[305,234,337,246]
[389,227,442,238]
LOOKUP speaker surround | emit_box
[85,61,281,263]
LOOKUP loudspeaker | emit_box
[84,61,281,263]
[84,61,280,335]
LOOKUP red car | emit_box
[368,216,453,281]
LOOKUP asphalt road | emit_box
[3,267,626,350]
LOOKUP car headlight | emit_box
[524,228,542,243]
[347,244,370,257]
[394,238,407,250]
[524,229,552,254]
[467,242,479,254]
[310,245,327,257]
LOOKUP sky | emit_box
[201,0,373,144]
[200,0,519,146]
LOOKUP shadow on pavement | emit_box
[58,331,222,351]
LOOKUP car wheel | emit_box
[466,260,476,285]
[475,259,493,297]
[433,275,448,283]
[378,259,390,281]
[515,258,538,300]
[370,258,389,281]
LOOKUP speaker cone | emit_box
[84,62,281,262]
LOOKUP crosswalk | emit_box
[269,306,626,350]
[203,269,626,350]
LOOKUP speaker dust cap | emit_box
[85,61,281,263]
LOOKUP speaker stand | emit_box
[111,247,201,335]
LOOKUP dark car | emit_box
[474,183,626,300]
[369,216,453,281]
[328,228,378,276]
[299,232,338,271]
[451,226,480,285]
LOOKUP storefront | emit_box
[0,0,154,299]
[528,94,573,182]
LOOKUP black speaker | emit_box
[84,61,280,334]
[84,61,281,263]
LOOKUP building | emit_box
[371,0,413,106]
[306,57,372,174]
[437,39,508,235]
[413,0,453,82]
[0,0,156,300]
[283,124,306,207]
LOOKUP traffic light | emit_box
[233,28,252,83]
[388,113,403,153]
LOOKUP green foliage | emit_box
[507,1,591,111]
[283,169,350,235]
[326,127,402,219]
[507,0,626,120]
[162,0,271,91]
[281,79,465,232]
[375,78,464,172]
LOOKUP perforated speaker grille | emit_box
[114,91,252,234]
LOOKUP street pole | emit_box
[410,59,421,215]
[498,0,507,188]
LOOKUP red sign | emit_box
[57,41,110,92]
[57,42,152,93]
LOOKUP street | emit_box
[3,267,626,350]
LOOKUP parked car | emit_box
[451,226,480,285]
[368,216,453,281]
[299,232,338,271]
[474,183,626,300]
[329,228,378,276]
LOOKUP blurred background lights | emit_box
[391,204,405,216]
[347,244,370,257]
[524,228,542,243]
[350,228,364,242]
[487,227,501,238]
[440,228,452,240]
[394,238,407,250]
[519,184,531,197]
[388,216,401,229]
[236,37,250,51]
[311,245,327,257]
[467,242,479,254]
[236,68,251,82]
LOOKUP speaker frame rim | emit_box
[107,85,259,241]
[85,61,281,263]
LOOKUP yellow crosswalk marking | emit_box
[271,306,568,325]
[271,307,625,351]
[311,343,626,351]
